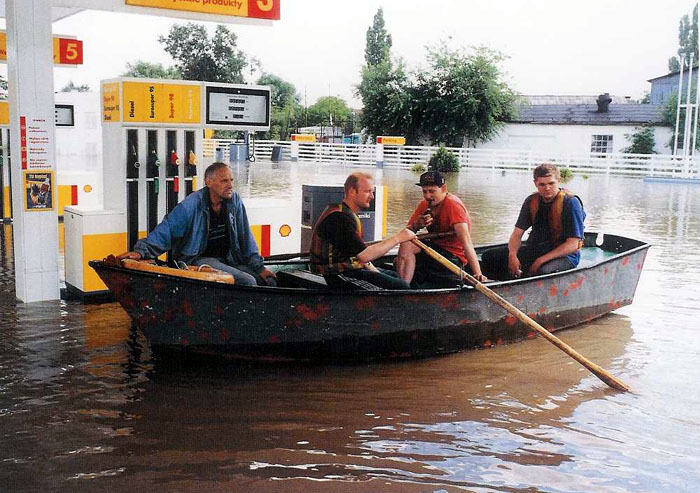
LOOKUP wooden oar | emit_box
[411,238,630,392]
[265,230,456,262]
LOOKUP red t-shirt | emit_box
[407,193,471,264]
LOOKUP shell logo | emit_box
[83,184,92,193]
[279,224,291,237]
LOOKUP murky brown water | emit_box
[2,163,699,491]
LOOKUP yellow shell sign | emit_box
[121,81,201,125]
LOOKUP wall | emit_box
[474,123,674,155]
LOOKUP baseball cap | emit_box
[416,171,445,187]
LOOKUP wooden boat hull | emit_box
[89,233,649,361]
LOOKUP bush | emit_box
[411,163,427,173]
[560,167,573,183]
[428,146,460,172]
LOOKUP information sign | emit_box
[0,31,83,66]
[125,0,280,20]
[205,85,270,130]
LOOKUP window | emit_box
[591,134,613,155]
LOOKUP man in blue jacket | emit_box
[117,162,276,286]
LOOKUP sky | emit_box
[4,0,698,108]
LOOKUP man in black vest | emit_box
[310,172,415,289]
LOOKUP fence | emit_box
[203,139,700,178]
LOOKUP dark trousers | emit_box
[481,245,574,281]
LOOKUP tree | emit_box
[365,8,392,67]
[307,96,352,128]
[357,60,414,139]
[122,60,181,79]
[623,126,656,154]
[257,73,302,140]
[413,45,516,147]
[668,4,698,71]
[159,23,248,83]
[60,81,91,92]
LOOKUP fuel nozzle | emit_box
[149,149,161,167]
[170,150,181,166]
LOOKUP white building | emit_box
[475,94,673,155]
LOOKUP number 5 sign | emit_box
[0,31,84,66]
[54,37,84,66]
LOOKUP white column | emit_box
[6,0,60,302]
[375,143,384,168]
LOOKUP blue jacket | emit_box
[133,188,264,273]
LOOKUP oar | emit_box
[265,230,456,262]
[411,238,630,392]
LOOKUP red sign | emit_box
[55,38,83,65]
[248,0,280,20]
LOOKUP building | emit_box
[648,67,698,105]
[475,94,672,155]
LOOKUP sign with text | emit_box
[55,105,75,127]
[125,0,280,20]
[0,31,83,65]
[291,134,316,142]
[121,81,201,124]
[23,117,52,169]
[205,85,270,130]
[101,82,121,122]
[377,136,406,145]
[23,170,54,212]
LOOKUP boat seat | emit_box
[276,269,329,290]
[334,274,385,291]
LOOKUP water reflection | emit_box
[2,164,700,491]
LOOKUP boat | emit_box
[89,232,649,361]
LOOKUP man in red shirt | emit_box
[396,171,487,287]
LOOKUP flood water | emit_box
[2,163,700,491]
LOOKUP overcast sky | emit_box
[8,0,699,107]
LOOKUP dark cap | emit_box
[416,171,445,187]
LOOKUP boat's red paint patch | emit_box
[296,303,328,321]
[483,340,492,347]
[604,267,609,275]
[569,276,584,290]
[439,294,459,309]
[527,331,536,339]
[539,306,547,314]
[182,299,194,317]
[269,334,281,343]
[545,325,554,332]
[187,319,195,329]
[609,298,616,308]
[354,297,377,310]
[528,312,536,319]
[181,338,190,346]
[517,295,524,303]
[537,280,543,288]
[562,289,569,297]
[549,285,558,296]
[371,322,380,331]
[496,337,504,345]
[622,257,629,266]
[505,315,517,326]
[219,329,229,341]
[458,318,472,325]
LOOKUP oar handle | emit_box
[411,238,630,392]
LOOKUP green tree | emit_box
[668,4,698,71]
[623,126,657,154]
[122,60,181,79]
[413,45,516,147]
[307,96,351,128]
[257,73,302,140]
[357,60,413,139]
[159,23,248,82]
[428,146,460,172]
[365,8,392,67]
[60,81,91,92]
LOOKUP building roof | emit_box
[648,66,698,82]
[511,104,667,125]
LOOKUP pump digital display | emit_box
[205,85,270,130]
